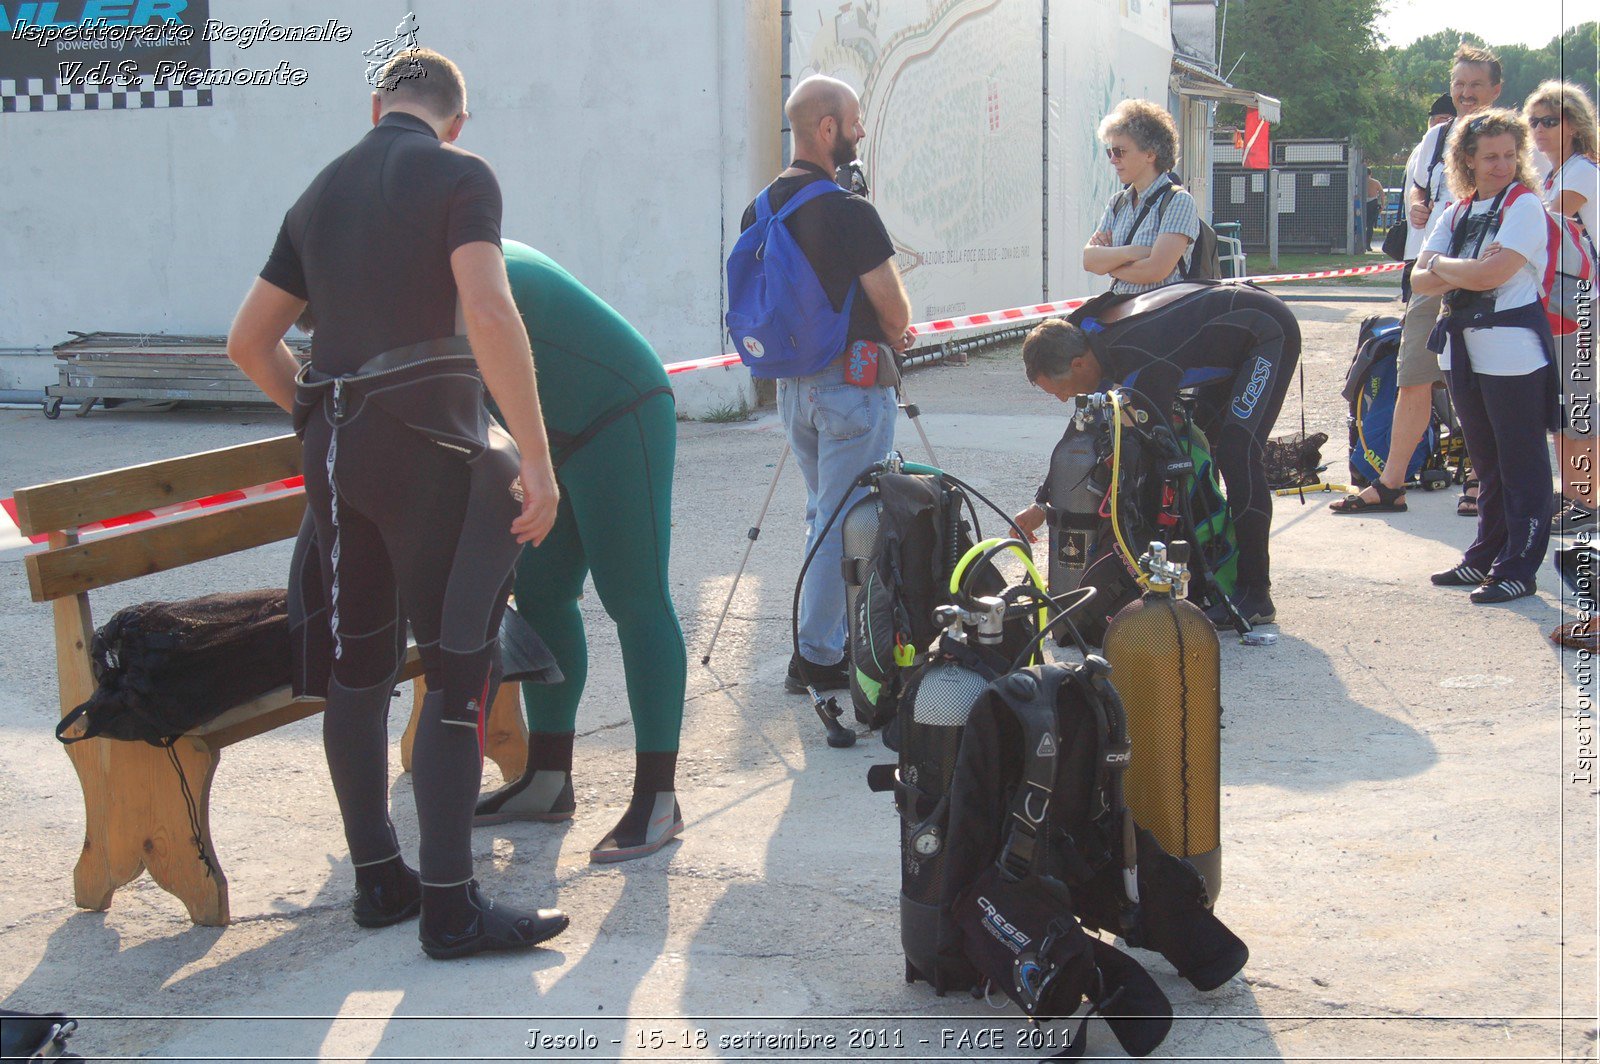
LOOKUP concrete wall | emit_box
[0,0,779,414]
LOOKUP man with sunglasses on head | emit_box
[1333,45,1503,516]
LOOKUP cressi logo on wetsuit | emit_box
[1231,356,1273,420]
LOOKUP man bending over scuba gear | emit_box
[472,241,688,863]
[1011,282,1301,627]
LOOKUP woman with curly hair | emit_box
[1413,108,1555,604]
[1525,80,1599,533]
[1083,99,1198,294]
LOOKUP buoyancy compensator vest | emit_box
[871,588,1249,1056]
[795,454,1027,737]
[872,538,1059,992]
[1041,389,1240,646]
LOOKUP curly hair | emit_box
[1443,108,1538,201]
[1524,80,1599,162]
[1098,99,1179,175]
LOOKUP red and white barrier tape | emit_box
[664,261,1402,375]
[2,260,1401,550]
[1,476,304,547]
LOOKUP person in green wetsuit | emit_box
[473,240,687,863]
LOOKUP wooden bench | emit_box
[14,433,530,926]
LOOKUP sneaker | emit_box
[473,770,576,826]
[1470,578,1536,604]
[590,792,684,864]
[1554,500,1598,536]
[784,653,848,694]
[1204,587,1276,628]
[419,880,568,961]
[1430,563,1488,588]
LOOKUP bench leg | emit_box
[65,735,229,926]
[401,679,528,782]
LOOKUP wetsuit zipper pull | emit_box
[332,378,346,419]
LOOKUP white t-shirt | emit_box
[1404,121,1455,260]
[1420,188,1550,375]
[1543,153,1599,249]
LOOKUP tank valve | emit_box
[1140,540,1192,596]
[972,595,1006,645]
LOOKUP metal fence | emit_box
[1211,137,1362,256]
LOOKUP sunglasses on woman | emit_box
[1528,115,1562,129]
[1105,146,1129,160]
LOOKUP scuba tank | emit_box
[1045,391,1155,646]
[897,595,1005,990]
[1101,540,1223,904]
[1044,394,1110,603]
[838,487,882,719]
[877,539,1053,992]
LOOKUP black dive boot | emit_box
[352,854,422,928]
[419,881,569,960]
[474,731,576,825]
[590,751,684,864]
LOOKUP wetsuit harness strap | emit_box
[548,386,674,470]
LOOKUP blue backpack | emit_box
[726,179,857,380]
[1342,316,1436,485]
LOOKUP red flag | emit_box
[1243,107,1270,170]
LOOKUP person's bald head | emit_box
[786,75,864,167]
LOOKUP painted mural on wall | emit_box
[791,0,1044,320]
[789,0,1173,311]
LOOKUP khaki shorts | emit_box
[1395,292,1445,388]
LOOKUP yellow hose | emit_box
[1108,392,1151,588]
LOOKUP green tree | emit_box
[1216,0,1393,151]
[1379,24,1597,162]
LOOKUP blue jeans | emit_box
[778,361,898,665]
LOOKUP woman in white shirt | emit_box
[1525,81,1599,534]
[1413,109,1555,604]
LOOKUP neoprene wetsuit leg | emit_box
[473,242,687,862]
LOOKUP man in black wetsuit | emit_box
[226,48,569,959]
[1013,282,1301,626]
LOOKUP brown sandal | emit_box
[1457,477,1480,517]
[1331,480,1407,514]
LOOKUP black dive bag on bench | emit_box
[57,589,292,746]
[57,588,559,747]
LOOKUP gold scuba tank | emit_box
[1101,540,1222,904]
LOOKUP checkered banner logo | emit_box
[0,75,212,113]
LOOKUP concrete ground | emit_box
[0,289,1594,1062]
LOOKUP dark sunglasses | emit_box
[1105,146,1129,160]
[1529,115,1562,129]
